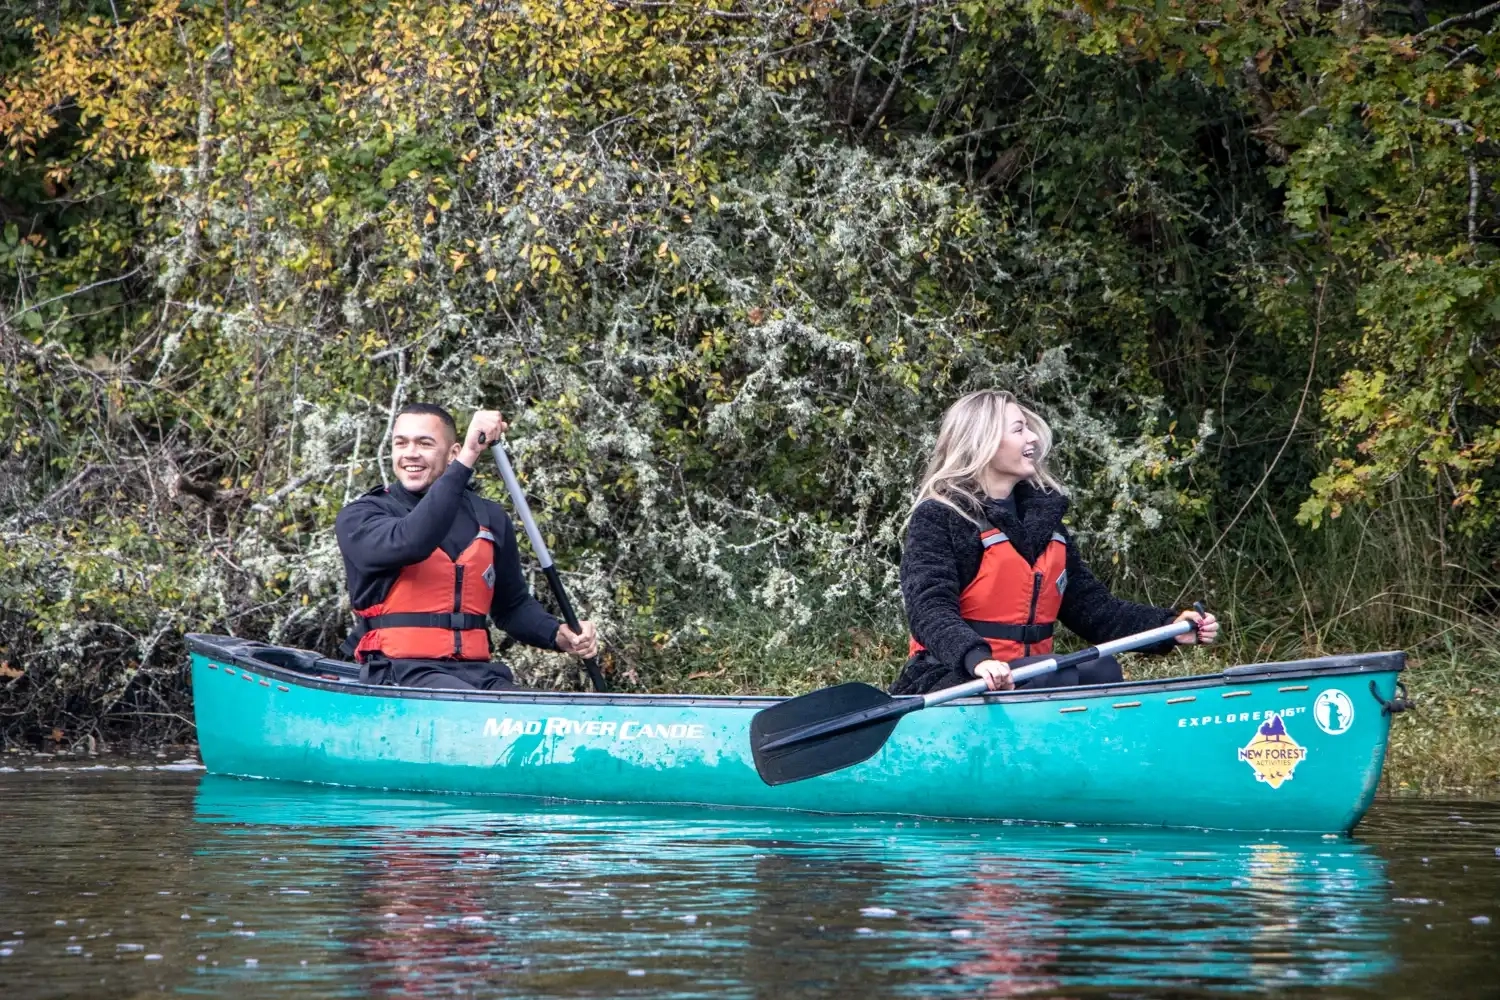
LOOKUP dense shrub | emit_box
[1,0,1495,742]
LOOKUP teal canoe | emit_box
[186,634,1408,833]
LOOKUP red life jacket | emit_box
[349,497,496,663]
[909,525,1070,662]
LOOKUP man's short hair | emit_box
[395,403,458,441]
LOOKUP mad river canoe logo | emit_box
[1237,714,1307,789]
[483,716,706,742]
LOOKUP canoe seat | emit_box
[244,645,361,681]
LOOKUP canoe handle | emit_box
[1370,680,1413,718]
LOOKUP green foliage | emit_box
[1,0,1496,748]
[1065,0,1500,529]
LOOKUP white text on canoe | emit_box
[483,717,707,741]
[1178,705,1306,728]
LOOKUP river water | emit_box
[0,762,1496,999]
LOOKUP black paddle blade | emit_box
[751,682,905,787]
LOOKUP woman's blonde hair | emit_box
[910,390,1064,523]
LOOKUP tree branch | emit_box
[164,40,230,301]
[376,352,408,487]
[1241,56,1289,164]
[251,463,350,513]
[845,20,893,129]
[1417,1,1500,38]
[4,267,143,324]
[1444,42,1481,70]
[1469,156,1481,244]
[860,4,919,144]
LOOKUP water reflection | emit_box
[185,776,1397,996]
[349,831,521,996]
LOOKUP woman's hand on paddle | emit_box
[1174,608,1219,645]
[459,409,508,466]
[973,659,1015,691]
[555,620,599,659]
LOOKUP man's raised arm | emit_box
[334,460,475,573]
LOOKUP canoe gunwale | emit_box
[186,633,1404,711]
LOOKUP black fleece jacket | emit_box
[334,459,560,652]
[895,482,1177,692]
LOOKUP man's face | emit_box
[391,413,459,492]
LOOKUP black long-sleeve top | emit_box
[334,459,560,651]
[895,481,1177,691]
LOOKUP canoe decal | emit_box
[483,716,707,741]
[1176,704,1306,728]
[1237,713,1307,789]
[1313,688,1354,736]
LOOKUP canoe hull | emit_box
[187,635,1403,833]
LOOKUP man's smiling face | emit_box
[391,413,459,492]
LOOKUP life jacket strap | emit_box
[338,612,490,657]
[963,620,1055,644]
[358,612,490,632]
[982,530,1067,550]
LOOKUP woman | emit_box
[893,390,1217,695]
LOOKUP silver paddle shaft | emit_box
[920,618,1196,708]
[490,444,553,570]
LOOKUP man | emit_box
[335,403,598,689]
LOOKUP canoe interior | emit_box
[185,632,1404,709]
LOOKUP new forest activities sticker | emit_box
[1314,688,1354,735]
[1237,713,1307,789]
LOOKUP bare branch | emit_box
[860,4,919,144]
[163,40,231,301]
[376,351,408,488]
[845,20,893,129]
[5,267,144,325]
[1444,43,1481,70]
[1176,279,1328,604]
[1469,156,1481,244]
[250,463,350,513]
[1417,0,1500,38]
[343,425,364,503]
[2,464,99,530]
